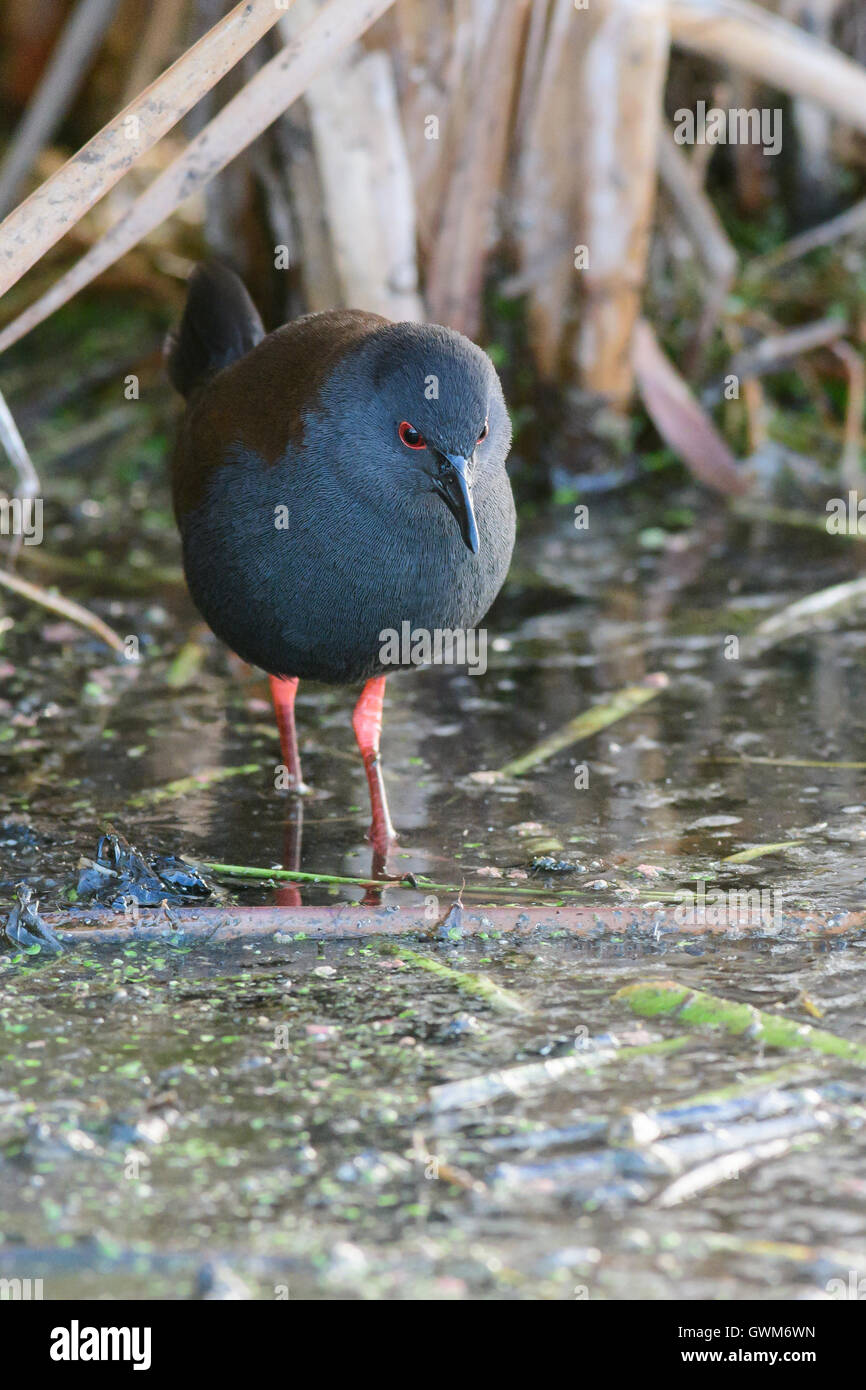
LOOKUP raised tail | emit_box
[164,262,265,398]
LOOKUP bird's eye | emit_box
[478,420,489,442]
[398,421,426,449]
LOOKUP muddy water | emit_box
[3,396,866,1295]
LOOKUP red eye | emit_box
[398,421,426,449]
[478,420,489,443]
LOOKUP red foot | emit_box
[352,676,397,868]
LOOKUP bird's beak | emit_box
[433,452,480,554]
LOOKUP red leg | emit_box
[352,676,397,867]
[269,674,306,792]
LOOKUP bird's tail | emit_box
[164,262,265,398]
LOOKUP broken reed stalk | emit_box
[0,0,397,354]
[616,979,866,1064]
[576,0,670,402]
[0,0,290,296]
[299,44,425,322]
[0,0,122,220]
[424,0,530,337]
[470,673,669,782]
[669,0,866,135]
[722,316,846,384]
[0,566,125,652]
[748,196,866,274]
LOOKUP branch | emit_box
[0,0,290,297]
[670,0,866,133]
[0,0,122,219]
[0,0,397,354]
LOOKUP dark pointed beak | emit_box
[433,451,480,554]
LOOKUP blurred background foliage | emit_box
[2,0,866,497]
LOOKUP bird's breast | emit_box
[178,448,514,684]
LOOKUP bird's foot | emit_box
[357,837,403,903]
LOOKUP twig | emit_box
[0,0,290,296]
[658,1133,820,1207]
[17,547,184,589]
[0,566,124,652]
[0,0,398,353]
[747,195,866,276]
[470,673,669,783]
[722,315,846,386]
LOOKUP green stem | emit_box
[198,859,683,902]
[615,979,866,1064]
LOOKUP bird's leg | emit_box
[268,675,305,904]
[352,676,397,873]
[269,674,307,793]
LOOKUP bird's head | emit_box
[320,321,511,555]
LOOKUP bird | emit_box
[165,262,515,868]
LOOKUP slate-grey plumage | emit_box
[166,263,515,862]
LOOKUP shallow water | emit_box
[3,379,866,1296]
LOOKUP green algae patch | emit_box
[614,980,866,1064]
